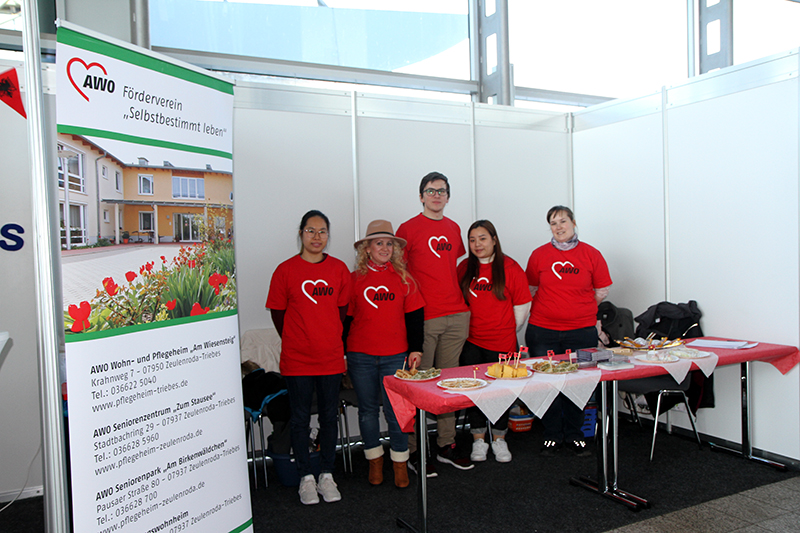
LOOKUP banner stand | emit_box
[22,1,71,532]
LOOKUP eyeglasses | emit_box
[303,228,328,237]
[423,188,448,197]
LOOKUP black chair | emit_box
[618,373,702,461]
[338,388,358,473]
[244,390,288,488]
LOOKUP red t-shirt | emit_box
[347,264,425,356]
[457,255,531,352]
[525,242,612,331]
[265,254,351,376]
[396,214,468,320]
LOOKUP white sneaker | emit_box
[316,473,341,503]
[298,474,319,505]
[470,439,489,462]
[492,439,512,463]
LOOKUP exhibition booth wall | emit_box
[2,47,799,500]
[573,49,800,458]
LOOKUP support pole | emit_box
[22,1,71,531]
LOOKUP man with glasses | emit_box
[396,172,473,474]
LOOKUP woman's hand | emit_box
[407,352,422,370]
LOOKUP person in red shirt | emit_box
[525,205,612,457]
[457,220,531,463]
[396,172,473,473]
[265,210,351,505]
[343,220,424,488]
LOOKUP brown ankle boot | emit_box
[368,456,384,485]
[393,461,409,488]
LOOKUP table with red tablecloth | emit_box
[384,338,799,433]
[386,338,799,531]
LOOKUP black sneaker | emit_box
[540,440,561,456]
[566,439,592,457]
[436,443,474,470]
[408,452,437,478]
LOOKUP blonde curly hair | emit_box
[354,239,414,287]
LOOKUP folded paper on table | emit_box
[686,339,750,349]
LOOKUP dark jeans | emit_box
[284,374,341,476]
[525,324,597,443]
[459,340,514,435]
[347,351,408,454]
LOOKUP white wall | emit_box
[666,74,800,456]
[0,62,45,500]
[233,84,571,336]
[573,51,800,460]
[473,105,571,264]
[573,93,667,312]
[233,85,355,335]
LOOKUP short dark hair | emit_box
[547,205,574,224]
[419,171,450,197]
[299,210,330,234]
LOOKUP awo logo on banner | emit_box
[67,57,116,102]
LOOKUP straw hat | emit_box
[353,219,407,249]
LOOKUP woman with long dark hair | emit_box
[458,220,531,463]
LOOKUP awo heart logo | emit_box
[363,285,390,309]
[67,57,109,102]
[301,279,329,304]
[469,276,490,298]
[551,261,575,280]
[428,235,450,258]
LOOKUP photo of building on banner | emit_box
[56,21,252,533]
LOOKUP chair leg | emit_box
[680,391,703,449]
[650,392,665,461]
[248,417,259,487]
[257,415,268,487]
[337,402,347,472]
[343,402,353,472]
[623,393,642,427]
[338,400,353,474]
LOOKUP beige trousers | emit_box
[409,311,470,451]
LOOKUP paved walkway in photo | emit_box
[60,243,185,309]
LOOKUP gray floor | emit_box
[605,476,800,533]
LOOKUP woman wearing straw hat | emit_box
[344,220,425,488]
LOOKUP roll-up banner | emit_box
[56,21,252,533]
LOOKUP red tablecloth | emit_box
[383,338,799,433]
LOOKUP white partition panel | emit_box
[355,96,473,242]
[233,85,355,335]
[573,98,666,315]
[0,62,45,500]
[666,77,800,457]
[568,50,800,460]
[473,104,570,264]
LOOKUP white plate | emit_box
[394,373,440,382]
[526,361,579,374]
[485,369,533,380]
[437,378,488,391]
[668,348,710,359]
[634,353,680,364]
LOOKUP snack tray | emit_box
[437,378,488,391]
